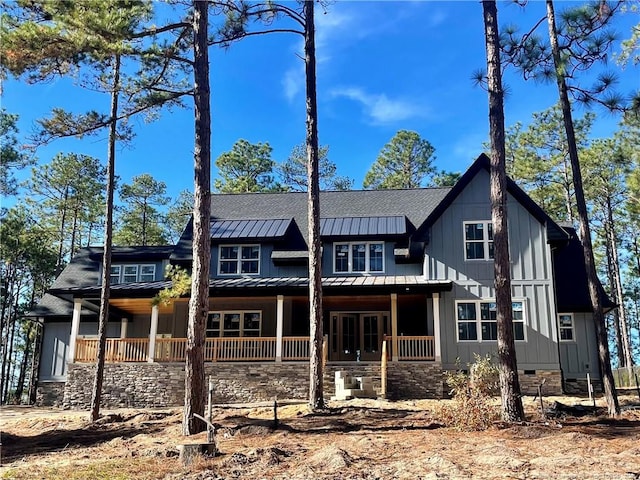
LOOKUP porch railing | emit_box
[75,338,149,363]
[394,335,435,360]
[75,337,311,363]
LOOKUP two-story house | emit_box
[29,154,613,408]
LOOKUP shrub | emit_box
[439,354,500,431]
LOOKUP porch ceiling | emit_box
[109,298,172,315]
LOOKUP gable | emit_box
[414,154,569,245]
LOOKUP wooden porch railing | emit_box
[396,335,435,360]
[75,338,149,363]
[283,336,310,360]
[75,337,311,363]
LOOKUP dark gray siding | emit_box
[322,240,421,277]
[425,169,560,371]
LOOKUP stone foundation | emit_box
[44,363,564,409]
[563,378,602,395]
[517,370,563,395]
[36,381,66,407]
[56,361,447,409]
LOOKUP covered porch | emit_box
[65,276,451,365]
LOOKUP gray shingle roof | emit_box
[210,189,451,243]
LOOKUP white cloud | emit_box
[282,65,304,102]
[331,87,428,124]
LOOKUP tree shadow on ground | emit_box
[2,421,166,464]
[217,405,442,437]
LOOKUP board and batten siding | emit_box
[558,312,599,380]
[39,321,121,381]
[424,169,560,371]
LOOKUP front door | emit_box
[330,312,388,361]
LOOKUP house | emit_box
[29,154,613,408]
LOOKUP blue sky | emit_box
[2,1,639,205]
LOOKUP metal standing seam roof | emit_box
[210,218,292,239]
[51,276,453,295]
[319,216,409,237]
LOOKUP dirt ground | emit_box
[1,395,639,480]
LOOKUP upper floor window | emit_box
[334,242,384,273]
[110,264,156,284]
[456,299,526,342]
[219,245,260,275]
[206,310,262,337]
[464,221,494,260]
[558,313,575,342]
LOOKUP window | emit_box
[456,300,526,342]
[109,264,156,283]
[333,242,385,273]
[123,265,139,283]
[464,221,494,260]
[206,310,262,337]
[558,314,575,342]
[139,265,156,282]
[110,265,121,285]
[219,245,260,275]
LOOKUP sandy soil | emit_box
[1,395,639,480]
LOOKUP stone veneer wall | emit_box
[57,361,447,409]
[517,370,562,395]
[36,381,66,407]
[43,363,563,408]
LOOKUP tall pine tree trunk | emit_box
[546,0,619,416]
[304,0,324,411]
[604,227,624,365]
[14,322,34,403]
[90,53,120,422]
[605,197,634,373]
[482,0,524,422]
[28,321,43,404]
[183,0,211,435]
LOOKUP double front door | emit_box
[329,311,389,361]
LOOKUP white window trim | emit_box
[463,220,494,261]
[110,265,122,284]
[558,313,576,343]
[206,310,262,337]
[218,244,261,276]
[139,264,156,282]
[109,264,156,283]
[333,241,385,274]
[455,299,527,343]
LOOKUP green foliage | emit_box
[440,354,500,431]
[152,265,191,306]
[279,143,353,191]
[114,173,170,246]
[165,190,194,243]
[0,110,35,196]
[501,1,626,110]
[432,170,461,187]
[503,104,594,222]
[214,139,285,193]
[363,130,436,189]
[26,152,106,263]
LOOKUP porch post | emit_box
[275,295,284,362]
[391,293,399,362]
[148,305,159,363]
[120,317,128,338]
[432,292,442,362]
[68,298,82,363]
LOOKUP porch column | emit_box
[68,298,82,363]
[391,293,399,362]
[147,305,159,363]
[120,317,128,338]
[275,295,284,362]
[432,293,442,362]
